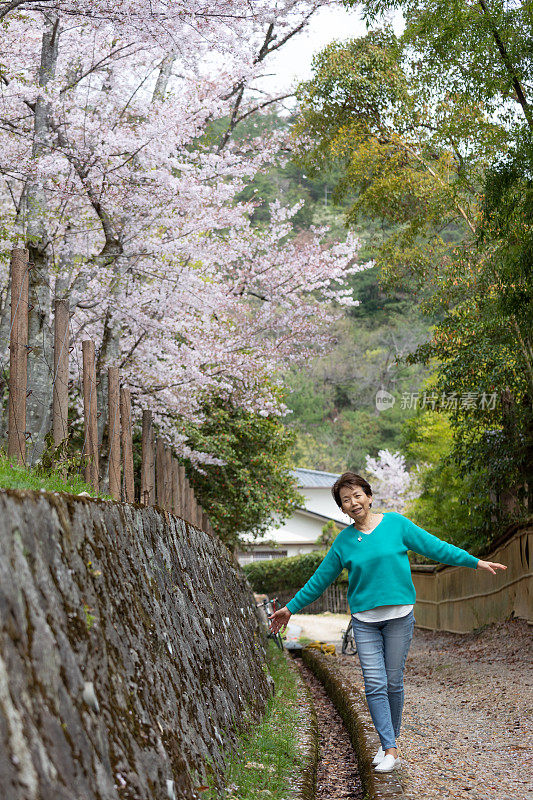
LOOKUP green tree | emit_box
[318,519,340,548]
[354,1,533,132]
[284,302,433,473]
[401,409,489,553]
[182,397,302,551]
[293,28,504,292]
[406,139,533,529]
[293,7,533,542]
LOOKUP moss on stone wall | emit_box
[0,489,271,800]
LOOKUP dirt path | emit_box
[293,657,363,800]
[340,617,533,800]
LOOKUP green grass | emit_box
[203,641,301,800]
[0,452,107,497]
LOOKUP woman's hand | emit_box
[269,606,292,635]
[477,560,507,575]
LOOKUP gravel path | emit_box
[293,657,363,800]
[341,617,533,800]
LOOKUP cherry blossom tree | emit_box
[365,449,421,512]
[0,1,367,469]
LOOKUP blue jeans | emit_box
[351,610,415,750]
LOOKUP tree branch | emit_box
[394,136,477,234]
[232,92,294,127]
[478,0,533,129]
[0,0,38,21]
[219,7,321,149]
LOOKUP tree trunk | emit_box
[499,387,527,516]
[95,54,176,480]
[25,12,60,463]
[0,279,11,444]
[95,266,122,493]
[152,53,176,102]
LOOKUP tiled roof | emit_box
[291,467,341,488]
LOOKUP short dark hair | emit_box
[332,472,372,508]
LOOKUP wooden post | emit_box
[170,457,175,513]
[197,502,204,528]
[165,447,172,511]
[171,457,179,514]
[182,473,191,522]
[82,340,99,491]
[107,366,120,501]
[201,510,210,532]
[167,448,173,510]
[190,489,201,527]
[8,248,29,464]
[177,465,185,518]
[187,479,196,524]
[52,298,69,451]
[120,386,134,503]
[195,496,203,528]
[160,444,168,508]
[141,410,155,506]
[156,436,165,507]
[162,446,171,509]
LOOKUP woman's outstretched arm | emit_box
[402,516,506,573]
[269,546,344,634]
[284,546,344,614]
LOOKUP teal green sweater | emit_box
[286,512,479,615]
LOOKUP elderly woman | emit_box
[269,471,507,774]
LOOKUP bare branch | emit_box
[478,0,533,129]
[119,330,147,368]
[219,7,321,149]
[256,9,318,60]
[0,0,38,22]
[232,92,294,127]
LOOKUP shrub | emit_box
[243,551,347,594]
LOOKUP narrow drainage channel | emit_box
[292,656,364,800]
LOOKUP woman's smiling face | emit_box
[339,484,372,521]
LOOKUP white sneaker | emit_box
[372,746,385,765]
[374,754,401,773]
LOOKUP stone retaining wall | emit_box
[0,490,271,800]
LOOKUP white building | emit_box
[237,468,349,565]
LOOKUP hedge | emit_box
[243,550,348,595]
